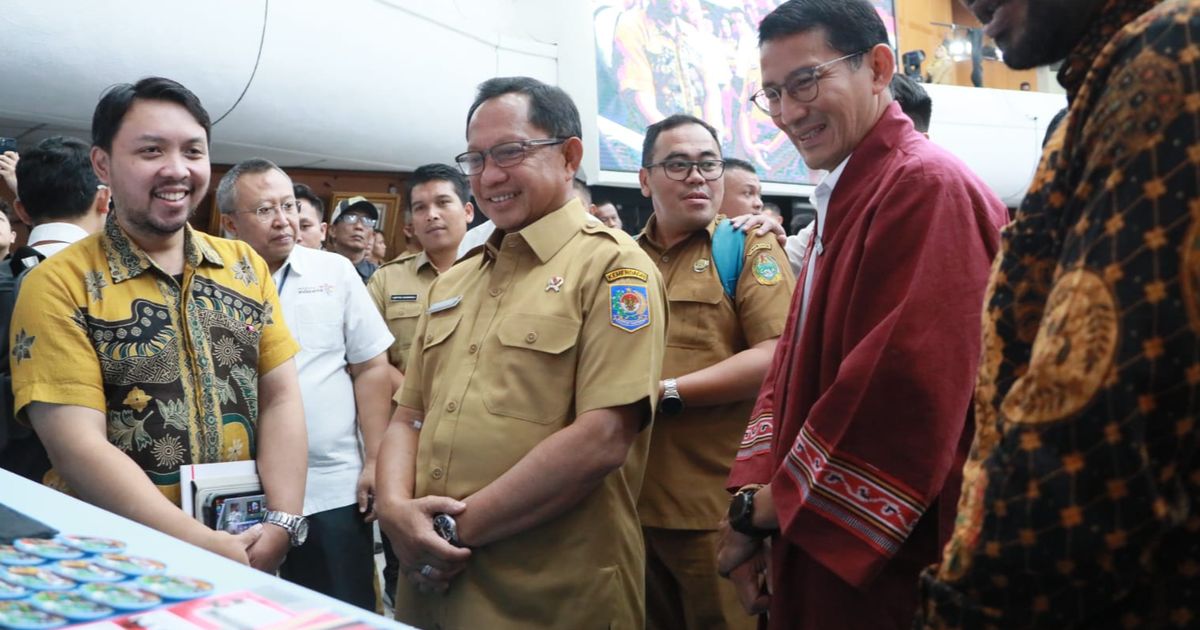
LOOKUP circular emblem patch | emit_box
[751,252,782,286]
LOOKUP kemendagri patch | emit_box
[610,285,651,332]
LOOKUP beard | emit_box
[997,0,1103,70]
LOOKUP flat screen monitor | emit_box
[592,0,897,185]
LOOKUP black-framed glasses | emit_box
[750,50,869,115]
[336,213,377,229]
[455,138,567,176]
[646,158,726,181]
[242,200,299,224]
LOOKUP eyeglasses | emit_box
[242,200,299,224]
[455,138,567,176]
[645,159,726,181]
[336,213,377,229]
[750,51,869,115]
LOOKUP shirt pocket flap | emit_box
[386,301,423,320]
[667,279,724,304]
[422,311,461,350]
[497,315,581,355]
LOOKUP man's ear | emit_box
[220,213,239,238]
[562,137,584,174]
[12,199,32,226]
[91,147,111,184]
[638,168,652,199]
[869,43,896,95]
[463,201,476,224]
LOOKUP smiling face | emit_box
[409,179,474,257]
[759,29,893,172]
[465,93,581,232]
[92,99,210,240]
[639,122,724,239]
[963,0,1103,70]
[221,168,297,270]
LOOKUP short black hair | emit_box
[293,183,325,218]
[15,136,103,223]
[723,157,758,176]
[92,77,212,152]
[406,163,471,212]
[889,74,932,133]
[465,77,582,140]
[641,114,721,167]
[759,0,888,63]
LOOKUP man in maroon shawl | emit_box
[715,1,1008,628]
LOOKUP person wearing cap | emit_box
[329,196,380,282]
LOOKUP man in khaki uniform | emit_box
[636,114,793,630]
[368,164,476,380]
[375,76,667,629]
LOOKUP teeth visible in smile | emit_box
[155,191,186,201]
[800,125,825,142]
[489,193,516,203]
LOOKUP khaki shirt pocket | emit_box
[484,314,581,424]
[665,280,724,349]
[385,301,423,369]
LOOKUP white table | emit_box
[0,469,413,628]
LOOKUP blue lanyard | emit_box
[277,265,292,293]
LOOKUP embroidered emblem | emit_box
[751,252,782,286]
[546,276,565,292]
[610,285,651,332]
[390,294,418,302]
[84,271,108,302]
[693,259,710,272]
[11,329,34,364]
[123,387,153,413]
[748,242,772,256]
[605,268,649,283]
[232,256,257,287]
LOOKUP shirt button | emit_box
[525,332,538,343]
[661,255,670,262]
[446,401,457,412]
[490,288,501,297]
[425,334,432,343]
[431,467,444,480]
[468,344,478,354]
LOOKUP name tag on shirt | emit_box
[390,294,418,302]
[428,296,462,314]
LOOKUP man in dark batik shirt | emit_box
[918,0,1200,627]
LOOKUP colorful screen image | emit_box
[208,493,266,535]
[593,0,896,184]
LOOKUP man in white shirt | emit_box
[218,158,394,610]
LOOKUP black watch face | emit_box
[728,492,749,521]
[660,396,684,415]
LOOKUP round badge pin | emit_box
[0,601,67,629]
[11,540,82,561]
[50,560,125,583]
[0,567,75,592]
[93,554,166,577]
[54,535,125,555]
[78,583,163,611]
[0,579,29,600]
[134,575,213,600]
[0,546,44,567]
[28,592,114,622]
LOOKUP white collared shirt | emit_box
[271,245,394,515]
[800,156,850,333]
[27,222,90,257]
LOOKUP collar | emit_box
[483,198,589,265]
[637,213,720,252]
[103,215,224,284]
[27,222,90,247]
[411,250,437,272]
[813,155,851,202]
[277,245,308,278]
[1057,0,1161,99]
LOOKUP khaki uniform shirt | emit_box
[636,215,793,529]
[395,200,667,629]
[10,219,298,503]
[366,251,439,372]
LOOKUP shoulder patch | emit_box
[605,267,649,283]
[747,242,773,256]
[610,285,651,332]
[751,252,783,286]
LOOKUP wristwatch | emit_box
[432,513,463,547]
[263,510,309,547]
[659,378,684,415]
[727,487,774,539]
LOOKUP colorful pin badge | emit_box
[546,276,564,292]
[1,567,75,592]
[0,546,44,567]
[0,580,29,600]
[50,560,125,583]
[135,575,214,600]
[27,592,114,622]
[11,540,82,561]
[78,583,162,611]
[55,535,125,555]
[693,259,710,272]
[93,554,166,577]
[0,601,67,629]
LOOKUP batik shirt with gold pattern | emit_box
[918,0,1200,626]
[10,218,299,504]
